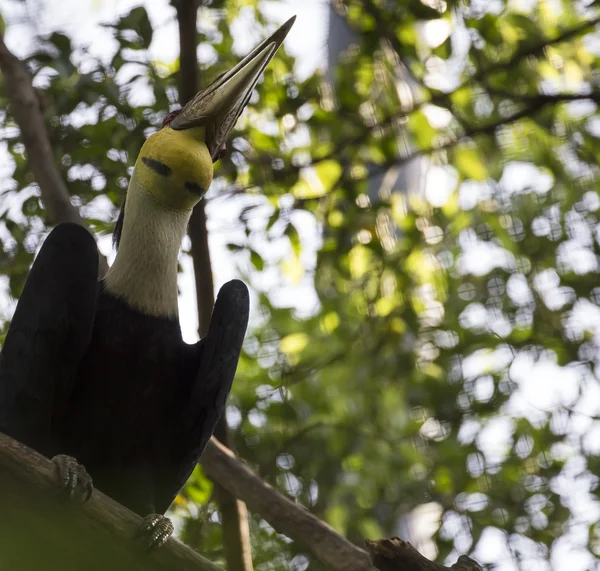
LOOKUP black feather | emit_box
[0,224,250,517]
[0,223,98,456]
[113,197,126,250]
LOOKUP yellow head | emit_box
[111,17,295,257]
[133,126,214,211]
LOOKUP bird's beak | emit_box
[169,16,296,159]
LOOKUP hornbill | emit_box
[0,17,295,548]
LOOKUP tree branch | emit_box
[0,32,108,275]
[201,437,377,571]
[366,538,483,571]
[173,2,254,569]
[201,440,485,571]
[0,431,223,571]
[367,90,600,176]
[468,15,600,85]
[218,15,600,200]
[0,431,483,571]
[218,89,586,207]
[357,4,600,103]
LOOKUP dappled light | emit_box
[2,0,600,570]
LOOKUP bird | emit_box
[0,16,295,548]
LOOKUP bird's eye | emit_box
[213,144,228,163]
[185,182,206,196]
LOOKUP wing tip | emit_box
[218,279,249,307]
[44,223,98,263]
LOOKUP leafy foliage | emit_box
[2,0,600,569]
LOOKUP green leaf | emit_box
[280,333,309,354]
[117,6,152,48]
[291,160,342,199]
[455,147,488,181]
[408,110,437,149]
[250,250,264,270]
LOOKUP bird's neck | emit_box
[104,176,191,318]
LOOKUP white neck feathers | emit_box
[104,177,191,318]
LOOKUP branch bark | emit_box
[0,32,108,275]
[0,431,223,571]
[366,538,483,571]
[173,2,254,570]
[0,431,482,571]
[201,437,377,571]
[201,440,485,571]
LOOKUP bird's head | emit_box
[132,16,295,212]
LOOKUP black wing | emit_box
[0,223,98,457]
[158,279,249,512]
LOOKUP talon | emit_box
[51,454,93,503]
[137,514,173,550]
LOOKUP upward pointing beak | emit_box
[169,16,296,159]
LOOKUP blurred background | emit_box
[1,0,600,569]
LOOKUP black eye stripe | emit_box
[142,157,172,177]
[185,182,206,195]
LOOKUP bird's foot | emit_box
[51,454,93,502]
[137,514,174,550]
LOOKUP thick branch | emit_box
[0,32,108,274]
[172,0,215,337]
[366,538,482,571]
[202,440,485,571]
[201,437,377,571]
[173,1,253,570]
[0,430,483,571]
[0,432,223,571]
